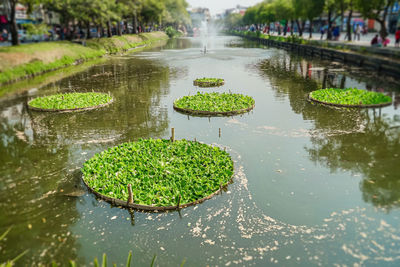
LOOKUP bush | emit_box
[165,26,182,38]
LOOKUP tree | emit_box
[292,0,307,36]
[304,0,325,38]
[272,0,294,35]
[6,0,39,45]
[355,0,396,38]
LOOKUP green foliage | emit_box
[22,23,50,36]
[165,26,182,38]
[86,32,168,54]
[0,227,29,267]
[194,78,224,87]
[28,92,112,110]
[0,42,105,84]
[82,139,234,207]
[174,92,255,112]
[0,33,166,84]
[310,88,392,106]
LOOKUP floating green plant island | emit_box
[81,139,234,210]
[174,92,255,116]
[28,92,113,112]
[309,88,392,108]
[193,77,225,87]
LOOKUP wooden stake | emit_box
[219,128,221,138]
[171,128,175,142]
[220,183,223,194]
[127,184,133,204]
[176,195,181,209]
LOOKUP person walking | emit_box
[320,26,325,40]
[354,24,361,41]
[395,27,400,48]
[1,29,8,42]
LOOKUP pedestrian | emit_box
[320,26,325,40]
[395,27,400,48]
[333,26,340,41]
[1,29,8,42]
[382,36,390,47]
[371,34,380,47]
[354,24,361,41]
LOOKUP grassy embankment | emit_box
[0,32,168,85]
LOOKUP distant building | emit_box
[188,7,211,28]
[222,5,248,18]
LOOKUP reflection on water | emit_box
[1,36,400,266]
[255,51,400,211]
[0,54,174,264]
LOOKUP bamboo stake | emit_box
[219,128,221,138]
[127,184,133,204]
[171,128,175,142]
[176,195,181,209]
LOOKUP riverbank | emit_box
[0,32,168,85]
[230,30,400,78]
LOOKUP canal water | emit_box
[1,36,400,266]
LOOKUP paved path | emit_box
[267,32,399,49]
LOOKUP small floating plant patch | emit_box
[174,92,255,116]
[309,88,392,108]
[193,78,225,87]
[81,139,234,210]
[28,92,113,112]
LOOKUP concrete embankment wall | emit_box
[236,34,400,78]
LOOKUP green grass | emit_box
[310,88,392,106]
[28,92,112,110]
[174,92,255,112]
[82,139,234,207]
[0,42,105,84]
[0,32,168,85]
[194,77,224,87]
[86,32,168,54]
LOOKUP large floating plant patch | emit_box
[193,78,225,87]
[174,92,255,116]
[309,88,392,108]
[28,92,113,112]
[81,139,234,210]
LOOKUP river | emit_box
[0,36,400,266]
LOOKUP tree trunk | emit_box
[309,21,313,38]
[86,21,91,39]
[107,21,112,37]
[117,21,122,36]
[327,9,333,40]
[10,0,19,46]
[346,8,353,41]
[132,11,138,34]
[378,3,390,38]
[296,20,303,37]
[291,20,294,35]
[124,21,128,34]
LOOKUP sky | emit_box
[186,0,262,15]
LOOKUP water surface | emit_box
[1,36,400,266]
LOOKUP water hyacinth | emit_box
[310,88,392,106]
[193,77,224,87]
[174,92,255,113]
[81,139,234,207]
[28,92,112,110]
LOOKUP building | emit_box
[188,7,211,28]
